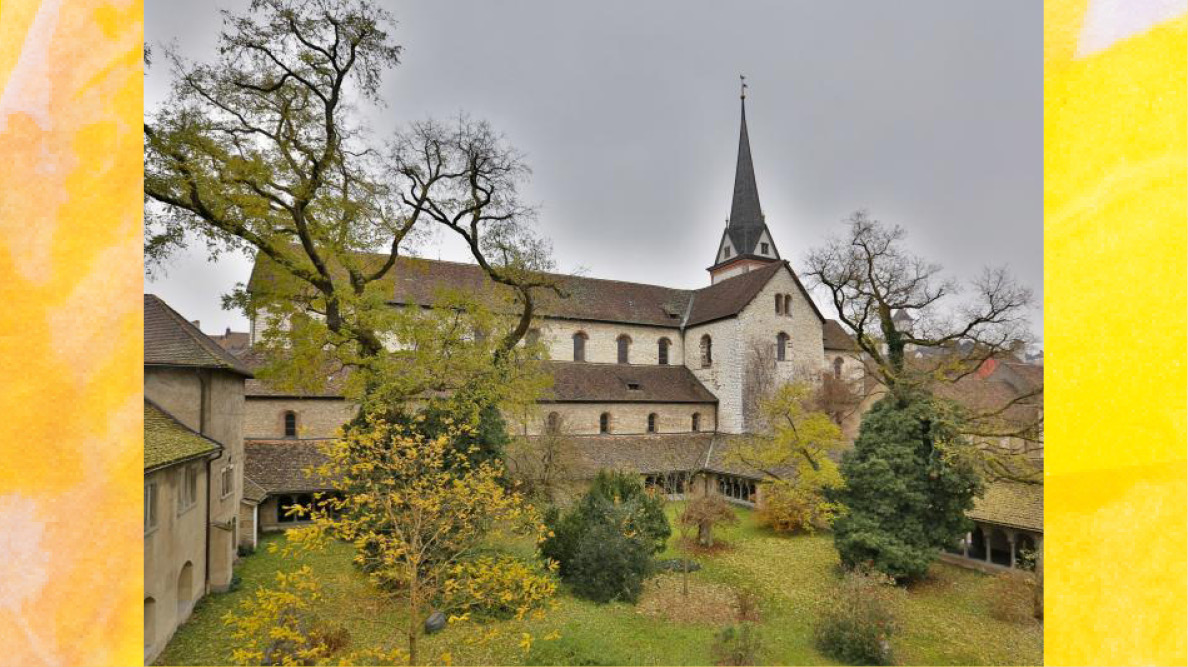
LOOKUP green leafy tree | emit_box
[728,382,846,533]
[829,396,983,581]
[144,0,560,415]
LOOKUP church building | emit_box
[238,93,865,532]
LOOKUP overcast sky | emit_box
[145,1,1042,344]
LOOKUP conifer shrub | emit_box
[567,521,654,603]
[539,470,669,603]
[831,396,983,582]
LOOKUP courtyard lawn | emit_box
[157,506,1041,666]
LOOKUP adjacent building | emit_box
[143,295,252,663]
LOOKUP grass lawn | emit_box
[158,506,1041,666]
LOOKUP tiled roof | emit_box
[242,475,269,503]
[244,439,336,493]
[544,362,717,403]
[248,253,820,329]
[144,295,253,377]
[968,479,1043,531]
[144,399,221,471]
[823,319,859,351]
[562,434,715,477]
[686,262,782,326]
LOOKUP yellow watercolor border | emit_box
[0,1,1184,664]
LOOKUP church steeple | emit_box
[709,77,781,284]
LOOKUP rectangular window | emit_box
[145,481,158,533]
[178,464,199,514]
[761,242,769,254]
[220,464,235,498]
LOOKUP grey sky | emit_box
[145,1,1042,343]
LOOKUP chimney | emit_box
[1008,339,1027,360]
[226,327,232,336]
[191,320,201,330]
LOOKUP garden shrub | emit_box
[567,520,653,603]
[540,470,670,575]
[814,570,897,666]
[987,571,1036,623]
[756,479,837,534]
[443,555,558,620]
[712,622,763,666]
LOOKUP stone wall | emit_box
[143,462,210,665]
[244,397,358,439]
[734,268,827,431]
[144,366,245,592]
[685,316,744,432]
[536,318,684,365]
[519,401,717,436]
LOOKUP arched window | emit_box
[144,598,156,651]
[658,337,671,365]
[776,332,789,361]
[546,411,560,434]
[833,357,844,379]
[775,294,783,315]
[283,411,297,438]
[691,413,701,432]
[573,331,587,362]
[700,334,713,367]
[599,412,611,434]
[647,413,658,433]
[783,294,792,316]
[616,334,631,364]
[177,561,194,618]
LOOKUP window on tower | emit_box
[700,335,713,367]
[777,332,789,361]
[761,242,770,254]
[658,337,671,365]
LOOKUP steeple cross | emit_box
[739,74,747,100]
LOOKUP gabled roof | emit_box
[687,261,825,327]
[968,479,1043,531]
[823,319,860,351]
[244,439,336,493]
[249,253,821,330]
[242,475,269,504]
[144,399,221,471]
[144,295,253,377]
[544,362,717,403]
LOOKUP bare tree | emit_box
[505,414,581,503]
[144,0,559,401]
[804,211,1042,479]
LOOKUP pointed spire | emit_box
[726,76,765,255]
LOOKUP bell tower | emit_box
[708,76,781,284]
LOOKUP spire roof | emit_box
[724,88,772,258]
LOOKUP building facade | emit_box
[143,295,252,664]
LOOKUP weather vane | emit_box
[739,74,747,100]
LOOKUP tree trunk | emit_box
[698,521,713,547]
[408,580,419,665]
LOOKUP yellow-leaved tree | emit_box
[729,382,846,533]
[278,414,555,665]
